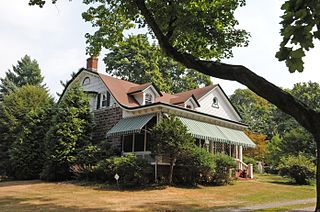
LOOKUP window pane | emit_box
[135,133,144,152]
[146,133,151,151]
[123,135,133,152]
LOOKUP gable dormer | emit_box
[170,94,200,110]
[127,83,162,106]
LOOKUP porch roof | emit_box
[178,117,256,148]
[106,114,155,137]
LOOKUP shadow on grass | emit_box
[0,196,241,212]
[0,196,107,212]
[70,180,203,192]
[0,180,44,188]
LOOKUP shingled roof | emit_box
[98,72,215,108]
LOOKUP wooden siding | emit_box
[196,87,241,122]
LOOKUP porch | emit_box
[106,113,256,178]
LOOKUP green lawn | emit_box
[0,174,315,211]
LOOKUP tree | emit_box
[105,34,211,93]
[29,0,320,209]
[267,128,316,168]
[230,89,275,137]
[150,115,194,184]
[0,55,44,99]
[41,84,93,181]
[244,131,268,162]
[0,85,53,178]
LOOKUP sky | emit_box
[0,0,319,99]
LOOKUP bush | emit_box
[98,154,152,187]
[278,154,315,185]
[243,156,257,173]
[212,153,236,185]
[175,146,215,185]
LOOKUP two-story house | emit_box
[60,57,256,179]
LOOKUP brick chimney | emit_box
[86,57,98,72]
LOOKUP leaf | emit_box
[290,48,305,59]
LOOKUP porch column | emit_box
[132,134,135,152]
[235,145,238,159]
[239,145,243,170]
[239,145,243,162]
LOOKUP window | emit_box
[145,93,153,105]
[212,97,219,108]
[82,77,90,86]
[101,91,111,107]
[186,104,193,109]
[134,132,145,152]
[123,135,133,152]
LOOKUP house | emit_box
[61,57,256,179]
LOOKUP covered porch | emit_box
[106,113,256,178]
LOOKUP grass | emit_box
[256,202,315,212]
[0,174,315,211]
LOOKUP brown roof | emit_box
[98,74,140,107]
[174,84,217,101]
[98,72,215,108]
[127,83,152,94]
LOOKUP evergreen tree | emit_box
[0,85,53,178]
[150,115,194,184]
[0,55,44,100]
[41,84,94,181]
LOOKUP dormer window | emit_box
[82,77,90,86]
[102,91,111,107]
[212,97,219,108]
[145,93,153,105]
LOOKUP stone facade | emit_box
[92,106,122,146]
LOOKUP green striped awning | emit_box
[107,114,155,137]
[178,117,255,148]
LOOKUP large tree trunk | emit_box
[316,139,320,212]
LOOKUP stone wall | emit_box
[92,107,122,146]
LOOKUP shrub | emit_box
[212,153,236,185]
[243,156,257,173]
[99,154,152,187]
[278,154,315,185]
[175,146,216,185]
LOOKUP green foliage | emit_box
[98,154,152,187]
[211,153,236,185]
[150,114,195,184]
[230,89,276,137]
[0,55,44,99]
[41,84,94,181]
[150,115,194,158]
[80,0,249,60]
[176,146,216,185]
[276,0,320,72]
[105,34,211,93]
[266,128,315,168]
[243,156,257,173]
[278,154,316,185]
[0,85,53,178]
[265,134,283,169]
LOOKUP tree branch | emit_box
[135,0,320,135]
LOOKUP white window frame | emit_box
[212,96,219,108]
[144,93,153,105]
[82,77,90,86]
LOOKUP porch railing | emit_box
[235,159,254,179]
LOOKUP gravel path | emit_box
[213,198,316,211]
